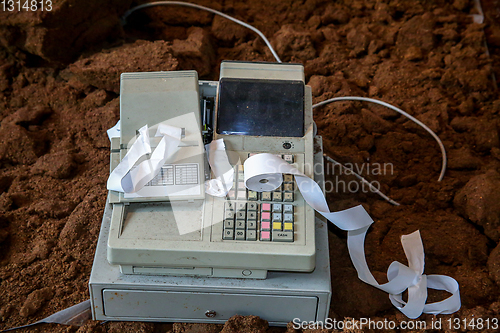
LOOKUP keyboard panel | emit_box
[222,154,298,243]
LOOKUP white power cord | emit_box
[323,154,400,206]
[121,1,282,63]
[313,97,447,182]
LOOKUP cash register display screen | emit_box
[216,78,304,137]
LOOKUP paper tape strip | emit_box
[107,123,181,193]
[107,122,234,196]
[244,153,461,318]
[107,120,121,141]
[205,139,234,197]
[244,153,373,230]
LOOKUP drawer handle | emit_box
[205,310,217,318]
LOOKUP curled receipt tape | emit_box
[244,153,374,230]
[107,123,234,196]
[205,139,234,197]
[107,123,181,193]
[244,153,460,319]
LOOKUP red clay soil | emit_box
[1,0,500,332]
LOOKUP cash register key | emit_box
[283,213,294,223]
[225,201,235,211]
[261,192,272,201]
[283,204,294,213]
[283,174,294,183]
[273,222,282,231]
[224,210,235,220]
[235,230,246,240]
[237,190,247,200]
[223,229,234,240]
[272,231,293,242]
[283,183,294,192]
[260,231,271,241]
[261,203,271,211]
[261,212,271,221]
[247,220,257,230]
[248,202,258,211]
[235,220,246,230]
[261,221,271,231]
[284,222,294,232]
[236,211,246,220]
[272,203,282,212]
[283,192,294,202]
[237,165,244,180]
[236,202,247,211]
[224,219,234,229]
[247,190,258,201]
[246,230,257,241]
[272,191,282,202]
[283,154,294,163]
[227,189,236,200]
[272,213,282,222]
[247,211,257,220]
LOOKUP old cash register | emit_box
[89,61,332,325]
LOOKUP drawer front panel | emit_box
[103,289,317,322]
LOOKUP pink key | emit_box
[261,212,271,221]
[262,203,271,211]
[261,221,271,230]
[261,231,271,241]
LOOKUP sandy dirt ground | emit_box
[1,0,500,332]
